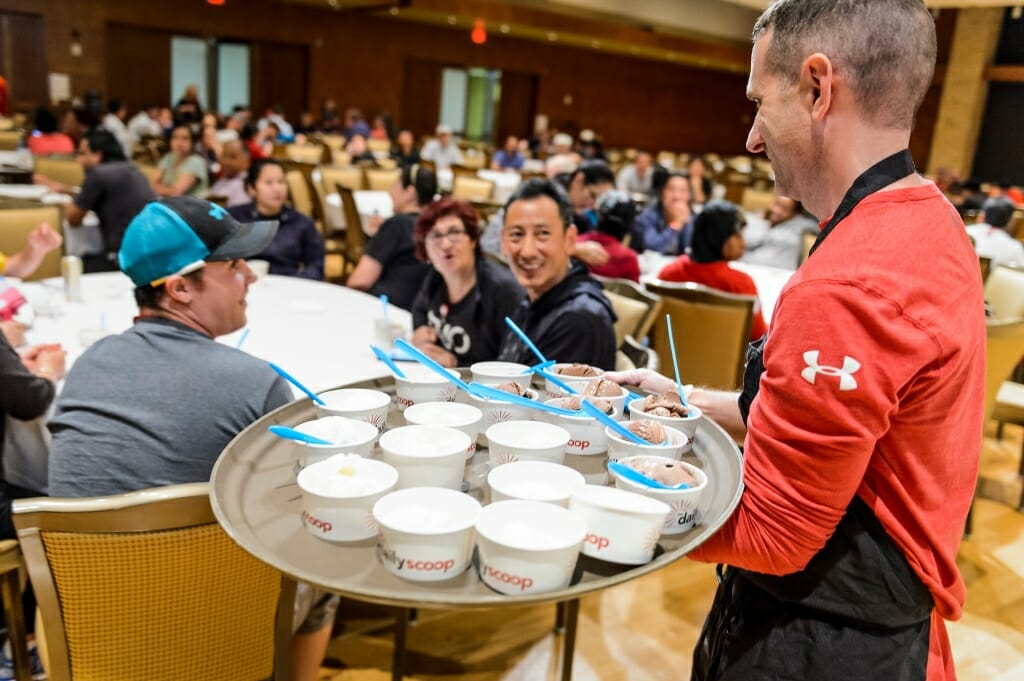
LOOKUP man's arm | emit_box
[2,222,63,278]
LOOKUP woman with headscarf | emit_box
[655,200,767,339]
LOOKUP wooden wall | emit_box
[0,0,953,161]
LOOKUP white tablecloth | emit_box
[476,169,521,203]
[20,272,410,396]
[325,190,393,233]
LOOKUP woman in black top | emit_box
[410,198,524,367]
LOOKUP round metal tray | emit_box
[210,374,743,609]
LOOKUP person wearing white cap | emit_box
[420,123,463,170]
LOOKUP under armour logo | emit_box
[208,203,227,220]
[801,350,860,391]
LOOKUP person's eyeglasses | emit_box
[426,228,468,244]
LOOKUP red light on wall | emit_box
[207,0,226,6]
[471,18,487,45]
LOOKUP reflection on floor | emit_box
[319,425,1024,681]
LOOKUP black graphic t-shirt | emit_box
[411,259,524,367]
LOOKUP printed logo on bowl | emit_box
[303,511,333,534]
[480,562,534,591]
[437,386,458,401]
[487,409,513,424]
[494,452,519,466]
[585,532,610,551]
[567,439,590,451]
[377,545,456,573]
[641,526,660,555]
[396,395,414,408]
[367,414,386,431]
[364,510,378,531]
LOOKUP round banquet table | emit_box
[19,272,410,396]
[209,373,744,680]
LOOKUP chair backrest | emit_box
[644,280,755,390]
[133,162,161,184]
[451,176,494,201]
[0,130,23,150]
[285,168,314,216]
[0,205,64,280]
[979,256,992,282]
[985,318,1024,422]
[366,138,390,154]
[984,265,1024,320]
[798,229,817,266]
[34,157,85,189]
[322,165,364,192]
[364,167,400,192]
[284,143,323,165]
[336,184,366,261]
[594,275,663,344]
[617,334,659,372]
[740,187,775,214]
[13,483,295,681]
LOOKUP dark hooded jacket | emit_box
[497,261,617,369]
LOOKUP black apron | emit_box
[694,150,935,681]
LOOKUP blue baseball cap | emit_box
[119,196,278,287]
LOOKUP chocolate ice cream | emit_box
[625,457,698,487]
[626,419,666,443]
[556,363,600,377]
[497,381,529,397]
[583,379,624,398]
[641,391,690,418]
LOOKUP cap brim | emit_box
[208,220,279,261]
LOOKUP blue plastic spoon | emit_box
[370,344,407,379]
[269,425,333,446]
[269,362,326,406]
[665,313,689,406]
[504,316,547,363]
[578,400,658,446]
[608,461,689,490]
[393,338,473,392]
[467,382,581,417]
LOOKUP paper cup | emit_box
[541,363,605,399]
[487,461,586,507]
[540,400,616,455]
[470,361,532,389]
[610,456,708,534]
[628,399,702,441]
[475,500,586,594]
[316,388,391,433]
[605,423,691,465]
[247,259,270,278]
[373,487,481,582]
[379,425,471,489]
[569,485,671,565]
[403,401,482,459]
[486,420,570,467]
[290,416,379,467]
[467,388,539,439]
[297,454,398,542]
[393,365,460,412]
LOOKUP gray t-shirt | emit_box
[48,318,293,497]
[75,161,156,253]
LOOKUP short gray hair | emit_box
[752,0,936,129]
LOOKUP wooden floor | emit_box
[319,425,1024,681]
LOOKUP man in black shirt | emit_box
[497,179,616,369]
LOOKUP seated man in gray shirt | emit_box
[47,196,335,681]
[741,195,818,270]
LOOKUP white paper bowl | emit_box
[486,420,570,467]
[297,454,398,542]
[467,388,540,436]
[394,365,460,412]
[289,416,379,468]
[379,425,471,490]
[475,500,586,595]
[579,381,630,415]
[470,361,532,389]
[403,401,483,459]
[541,363,606,399]
[569,484,671,565]
[605,422,691,465]
[627,399,702,441]
[373,487,481,582]
[316,388,392,433]
[487,461,586,507]
[540,399,616,456]
[609,456,708,534]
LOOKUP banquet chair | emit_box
[33,157,84,189]
[364,167,400,192]
[594,275,662,345]
[798,229,818,266]
[366,138,390,154]
[284,144,324,165]
[336,184,366,269]
[451,176,494,202]
[321,165,364,192]
[0,540,30,681]
[984,265,1024,320]
[617,334,659,372]
[992,377,1024,511]
[0,130,22,150]
[966,318,1024,534]
[12,483,296,681]
[0,206,64,280]
[285,169,316,218]
[740,187,775,214]
[979,256,992,283]
[309,178,347,281]
[644,280,755,390]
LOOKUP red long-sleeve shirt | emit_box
[690,183,985,681]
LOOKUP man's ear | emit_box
[162,274,193,304]
[801,53,834,121]
[564,222,579,252]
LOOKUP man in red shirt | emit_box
[611,2,984,680]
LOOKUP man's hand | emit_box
[33,173,64,193]
[21,343,66,380]
[573,240,610,266]
[605,368,677,395]
[1,320,26,347]
[26,222,63,256]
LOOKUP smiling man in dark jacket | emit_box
[497,179,616,369]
